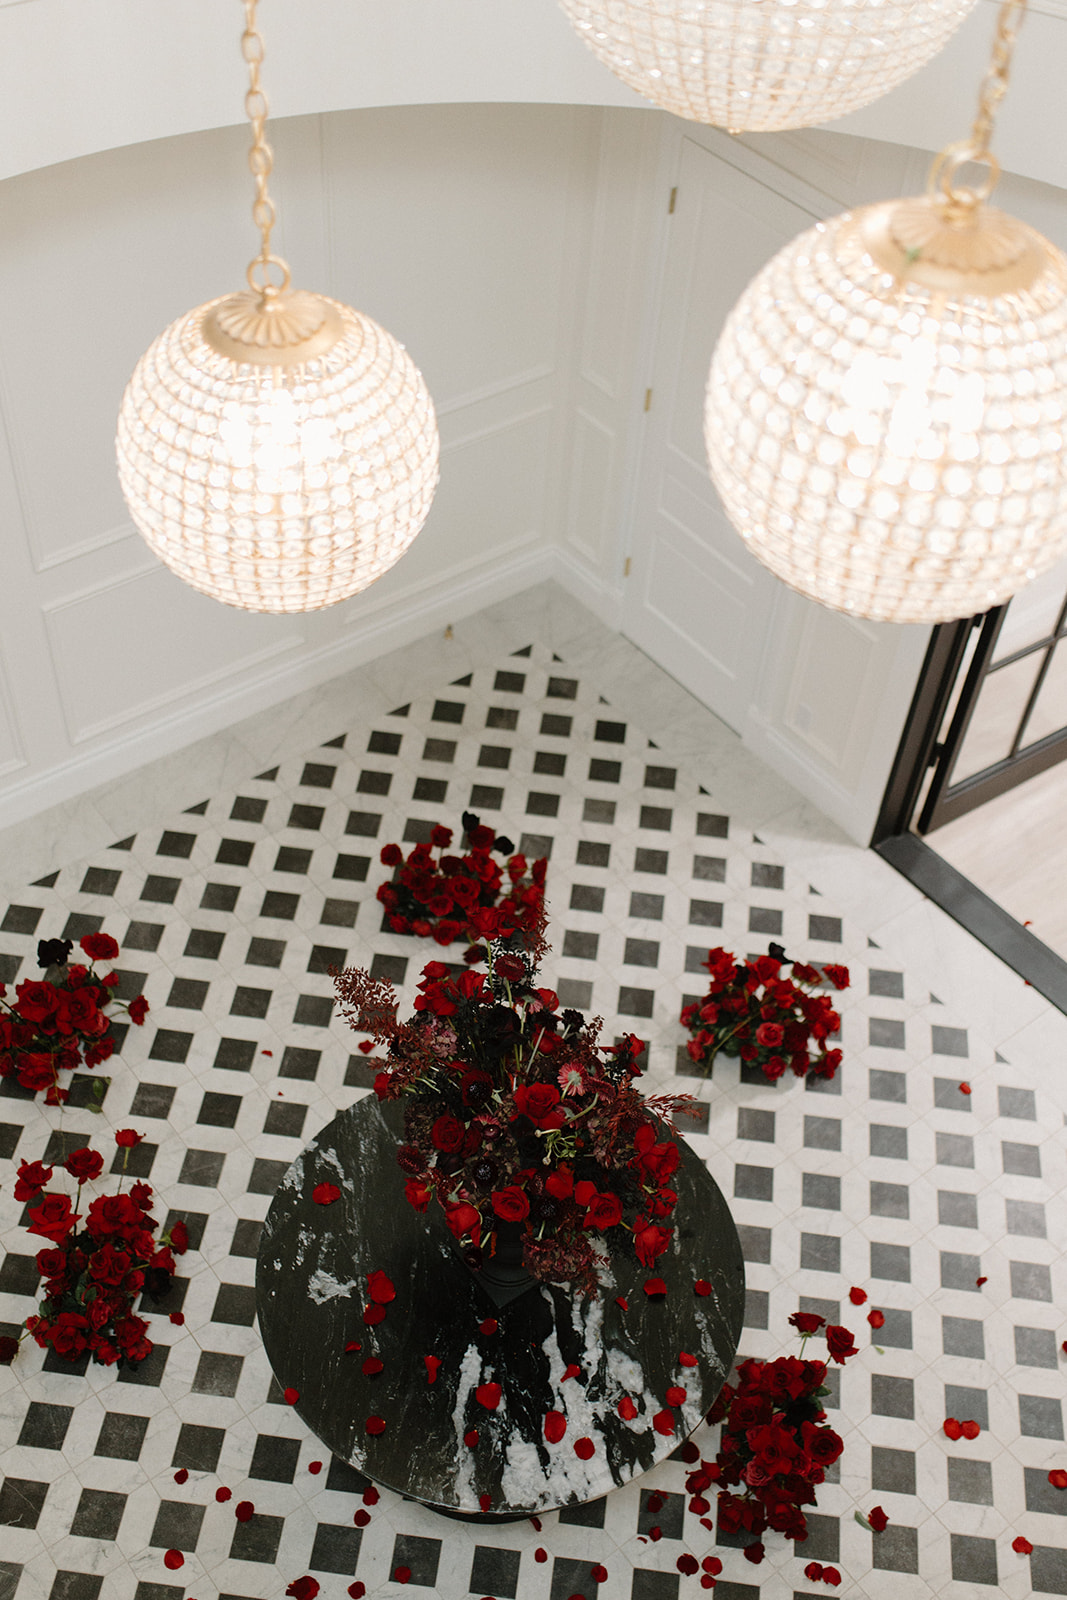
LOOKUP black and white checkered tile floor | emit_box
[1,633,1065,1600]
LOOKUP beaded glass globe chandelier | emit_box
[705,0,1067,625]
[557,0,979,132]
[116,1,439,613]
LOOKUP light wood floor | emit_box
[929,758,1067,961]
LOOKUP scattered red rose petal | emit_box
[235,1502,255,1522]
[693,1278,711,1296]
[535,1549,548,1564]
[424,1355,441,1384]
[344,1341,363,1353]
[476,1382,502,1410]
[652,1409,676,1435]
[700,1579,716,1590]
[215,1487,232,1502]
[312,1182,341,1206]
[618,1397,638,1421]
[464,1428,479,1448]
[544,1410,567,1443]
[362,1357,384,1377]
[648,1526,662,1542]
[574,1436,595,1459]
[363,1487,380,1505]
[868,1309,885,1329]
[702,1558,723,1575]
[960,1419,981,1439]
[959,1081,971,1094]
[308,1461,322,1474]
[353,1510,371,1527]
[615,1297,628,1311]
[805,1563,824,1581]
[822,1568,841,1586]
[368,1269,396,1303]
[665,1385,687,1407]
[286,1583,320,1600]
[1012,1536,1034,1555]
[364,1304,386,1326]
[529,1516,542,1530]
[689,1496,709,1515]
[394,1566,411,1584]
[479,1493,492,1513]
[563,1363,582,1382]
[1050,1469,1067,1489]
[358,1040,374,1053]
[678,1351,697,1367]
[283,1387,299,1405]
[868,1506,889,1532]
[680,1441,700,1463]
[646,1493,664,1513]
[677,1555,699,1575]
[262,1049,273,1057]
[976,1276,988,1286]
[479,1318,498,1335]
[943,1417,963,1440]
[644,1277,667,1298]
[743,1544,765,1565]
[163,1550,184,1570]
[173,1468,189,1484]
[169,1312,185,1325]
[349,1585,367,1599]
[366,1416,386,1435]
[591,1566,608,1584]
[849,1287,868,1305]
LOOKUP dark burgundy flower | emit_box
[0,1335,19,1364]
[27,1193,79,1244]
[114,1129,143,1148]
[127,995,149,1025]
[825,1324,859,1363]
[14,1160,54,1201]
[80,932,120,962]
[788,1311,825,1335]
[64,1146,104,1183]
[37,938,72,968]
[431,1115,465,1154]
[491,1186,530,1222]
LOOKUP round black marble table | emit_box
[256,1096,744,1520]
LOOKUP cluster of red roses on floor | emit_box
[335,926,696,1295]
[0,931,149,1104]
[0,1132,187,1368]
[376,812,547,945]
[696,1312,857,1562]
[681,945,848,1084]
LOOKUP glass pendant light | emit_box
[116,0,440,613]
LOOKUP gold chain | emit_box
[241,0,291,298]
[928,0,1027,211]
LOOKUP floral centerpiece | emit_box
[0,932,149,1104]
[681,944,849,1085]
[336,918,695,1297]
[0,1132,187,1368]
[691,1312,857,1564]
[376,811,547,945]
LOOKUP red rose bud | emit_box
[476,1382,502,1410]
[283,1387,299,1405]
[644,1277,667,1299]
[544,1411,567,1443]
[215,1487,232,1502]
[163,1551,184,1570]
[868,1309,886,1328]
[114,1129,143,1147]
[479,1318,498,1335]
[652,1410,675,1435]
[424,1356,441,1385]
[312,1183,340,1206]
[678,1351,697,1367]
[960,1419,980,1439]
[848,1287,868,1305]
[1012,1536,1034,1555]
[365,1416,386,1435]
[362,1357,383,1377]
[694,1278,711,1296]
[464,1428,479,1448]
[868,1506,889,1532]
[665,1386,687,1406]
[943,1418,963,1440]
[573,1437,595,1460]
[562,1363,581,1382]
[235,1501,255,1522]
[367,1269,396,1303]
[677,1556,699,1576]
[173,1469,188,1484]
[618,1397,638,1421]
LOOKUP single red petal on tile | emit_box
[163,1550,184,1570]
[700,1578,716,1590]
[353,1510,371,1527]
[169,1312,185,1325]
[283,1387,300,1405]
[689,1496,709,1515]
[804,1563,823,1581]
[652,1409,676,1435]
[394,1566,411,1584]
[703,1558,723,1575]
[464,1428,480,1448]
[574,1436,595,1459]
[424,1355,441,1385]
[976,1276,988,1287]
[349,1585,367,1598]
[693,1278,711,1296]
[1049,1468,1067,1489]
[649,1527,662,1542]
[368,1269,396,1304]
[479,1493,492,1513]
[308,1461,322,1474]
[363,1487,380,1505]
[529,1516,542,1531]
[366,1415,386,1435]
[700,1517,714,1531]
[644,1277,667,1299]
[364,1304,386,1326]
[742,1544,765,1566]
[821,1567,841,1586]
[362,1357,384,1377]
[476,1382,502,1410]
[344,1341,363,1353]
[959,1081,971,1094]
[678,1351,697,1367]
[312,1183,341,1206]
[943,1418,963,1440]
[646,1493,664,1513]
[1012,1536,1034,1555]
[677,1555,699,1575]
[591,1565,608,1582]
[849,1287,868,1305]
[563,1364,581,1382]
[615,1297,628,1311]
[868,1309,885,1328]
[235,1501,255,1522]
[534,1548,549,1564]
[665,1386,687,1407]
[173,1469,189,1484]
[286,1581,320,1600]
[867,1506,889,1532]
[479,1318,498,1335]
[215,1487,232,1502]
[617,1397,638,1421]
[544,1411,567,1443]
[960,1420,981,1440]
[262,1049,274,1057]
[358,1040,374,1053]
[680,1441,701,1463]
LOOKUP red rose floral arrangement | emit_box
[681,944,849,1085]
[335,920,696,1296]
[376,811,547,945]
[696,1312,857,1563]
[0,1132,187,1369]
[0,932,149,1104]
